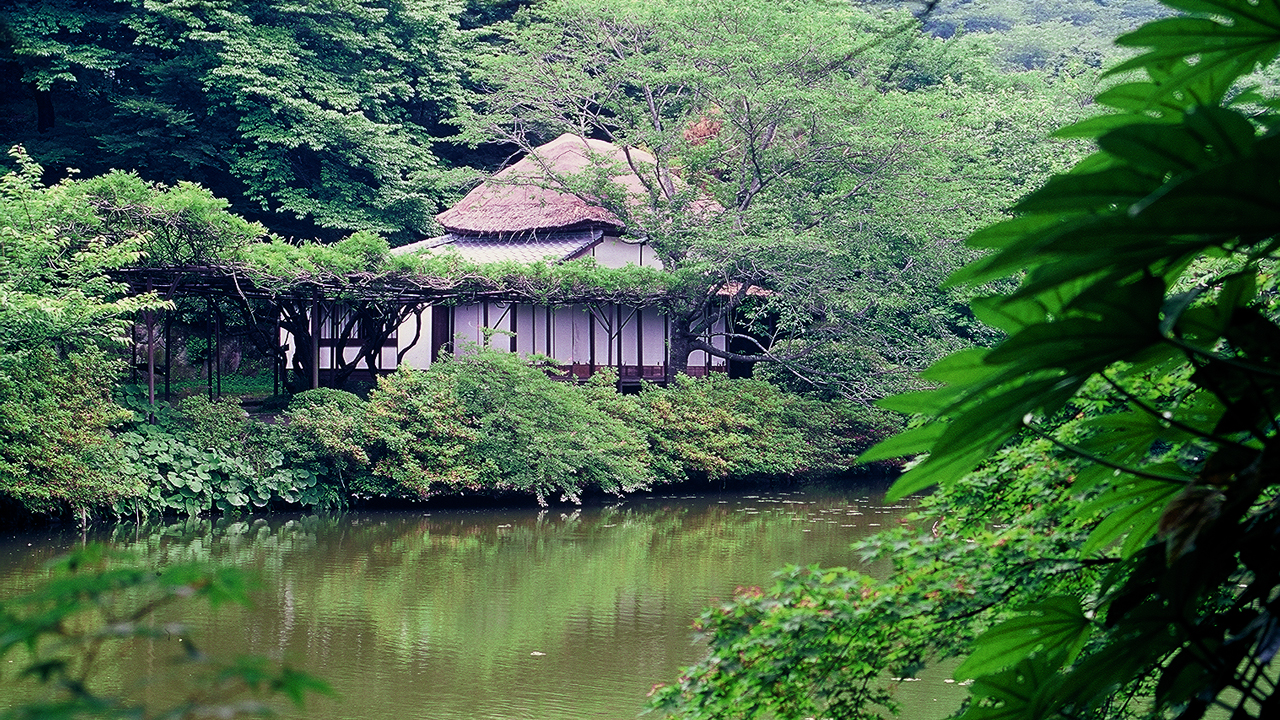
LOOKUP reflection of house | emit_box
[291,134,729,385]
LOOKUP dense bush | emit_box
[414,354,656,503]
[0,348,137,514]
[284,352,877,505]
[627,375,877,483]
[2,349,877,520]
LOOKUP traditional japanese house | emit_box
[294,134,730,385]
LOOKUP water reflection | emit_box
[0,479,966,720]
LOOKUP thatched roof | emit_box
[437,134,655,236]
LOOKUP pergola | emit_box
[112,263,672,404]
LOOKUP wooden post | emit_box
[164,310,172,402]
[310,300,320,389]
[636,308,644,378]
[146,279,155,415]
[215,303,222,398]
[273,306,281,396]
[207,296,214,401]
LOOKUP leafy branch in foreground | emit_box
[860,0,1280,717]
[0,544,331,720]
[655,0,1280,718]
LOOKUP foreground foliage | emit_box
[655,0,1280,718]
[0,544,330,719]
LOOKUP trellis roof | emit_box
[392,229,603,264]
[111,263,672,308]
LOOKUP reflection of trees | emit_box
[0,486,910,719]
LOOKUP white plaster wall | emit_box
[453,304,484,352]
[619,306,640,366]
[590,237,641,268]
[551,305,584,363]
[710,314,728,367]
[512,305,535,355]
[642,310,667,366]
[396,307,433,369]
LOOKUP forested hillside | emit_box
[0,0,1140,523]
[3,0,1139,243]
[913,0,1169,70]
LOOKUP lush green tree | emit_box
[462,0,1087,392]
[0,148,268,519]
[0,0,469,242]
[655,0,1280,717]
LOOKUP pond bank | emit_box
[8,361,891,527]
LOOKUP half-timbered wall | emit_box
[390,300,727,380]
[282,235,731,383]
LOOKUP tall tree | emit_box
[0,147,265,516]
[462,0,1084,390]
[0,0,468,242]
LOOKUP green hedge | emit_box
[284,352,881,506]
[3,351,884,520]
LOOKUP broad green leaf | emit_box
[957,655,1065,720]
[1078,409,1177,466]
[965,215,1067,251]
[1044,598,1184,712]
[858,422,946,463]
[919,348,995,385]
[1071,463,1124,493]
[983,319,1156,374]
[884,442,991,502]
[1074,472,1187,557]
[1182,105,1257,160]
[969,295,1048,334]
[930,376,1080,459]
[955,597,1092,681]
[1052,115,1171,140]
[1094,82,1188,118]
[875,385,967,415]
[1015,167,1160,214]
[1096,125,1211,175]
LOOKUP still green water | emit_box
[0,479,967,719]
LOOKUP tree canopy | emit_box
[461,0,1088,390]
[0,0,470,242]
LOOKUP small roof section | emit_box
[437,134,654,236]
[392,229,603,264]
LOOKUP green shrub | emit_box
[0,348,139,515]
[425,353,657,503]
[175,395,248,452]
[631,374,872,482]
[277,355,875,504]
[111,390,334,518]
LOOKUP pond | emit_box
[0,478,967,719]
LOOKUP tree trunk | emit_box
[32,85,54,133]
[666,328,695,384]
